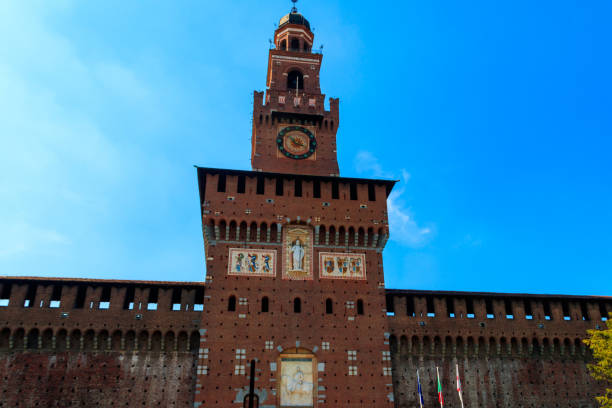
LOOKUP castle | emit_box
[0,5,609,408]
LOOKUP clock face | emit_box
[277,126,317,159]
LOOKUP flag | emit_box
[416,369,424,408]
[456,364,464,408]
[436,366,444,408]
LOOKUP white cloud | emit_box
[0,2,160,269]
[354,151,433,248]
[354,151,395,179]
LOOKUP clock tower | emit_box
[195,3,395,407]
[252,3,339,176]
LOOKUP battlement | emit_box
[385,289,610,360]
[197,167,395,252]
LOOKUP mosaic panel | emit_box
[319,252,366,280]
[227,248,276,277]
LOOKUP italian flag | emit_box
[436,366,444,407]
[456,364,465,408]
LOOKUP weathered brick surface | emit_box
[0,350,197,407]
[386,290,611,407]
[0,278,202,407]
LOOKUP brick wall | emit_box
[386,290,611,408]
[0,277,203,407]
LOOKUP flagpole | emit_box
[456,364,465,408]
[416,369,423,408]
[436,366,444,408]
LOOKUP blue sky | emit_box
[1,1,610,295]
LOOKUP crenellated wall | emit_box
[1,278,609,407]
[385,290,611,408]
[0,277,204,407]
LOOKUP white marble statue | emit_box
[290,239,305,271]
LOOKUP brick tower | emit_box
[195,3,396,407]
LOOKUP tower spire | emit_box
[291,0,298,13]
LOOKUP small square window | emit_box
[234,365,245,375]
[348,366,358,376]
[382,351,391,361]
[278,96,285,104]
[265,341,274,350]
[347,350,357,361]
[383,367,392,376]
[321,342,330,351]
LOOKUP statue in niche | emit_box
[289,239,305,271]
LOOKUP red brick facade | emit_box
[0,6,610,408]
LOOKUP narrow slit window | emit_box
[294,298,301,313]
[325,298,333,314]
[600,303,609,321]
[580,302,589,321]
[194,287,205,311]
[24,284,37,308]
[446,297,455,318]
[543,301,552,320]
[466,297,475,318]
[368,184,376,201]
[49,285,62,308]
[171,288,182,311]
[256,175,265,195]
[0,283,11,307]
[524,299,533,320]
[385,294,395,316]
[217,174,226,193]
[275,177,284,196]
[99,286,111,309]
[261,297,269,313]
[74,286,86,309]
[562,301,571,320]
[331,181,339,199]
[406,296,415,317]
[147,287,159,310]
[426,296,435,317]
[313,180,321,198]
[228,295,236,312]
[505,299,514,319]
[294,178,302,197]
[237,175,246,194]
[349,183,357,200]
[123,287,135,310]
[357,299,364,315]
[485,298,495,319]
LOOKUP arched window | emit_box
[294,298,301,313]
[290,38,300,51]
[228,295,236,312]
[325,298,333,314]
[287,70,304,90]
[280,39,287,50]
[262,296,269,313]
[357,299,364,315]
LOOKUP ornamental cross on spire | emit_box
[291,0,298,13]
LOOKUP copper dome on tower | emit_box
[279,11,311,30]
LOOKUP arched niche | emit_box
[277,347,317,407]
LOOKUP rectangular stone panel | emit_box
[319,252,366,280]
[227,248,276,277]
